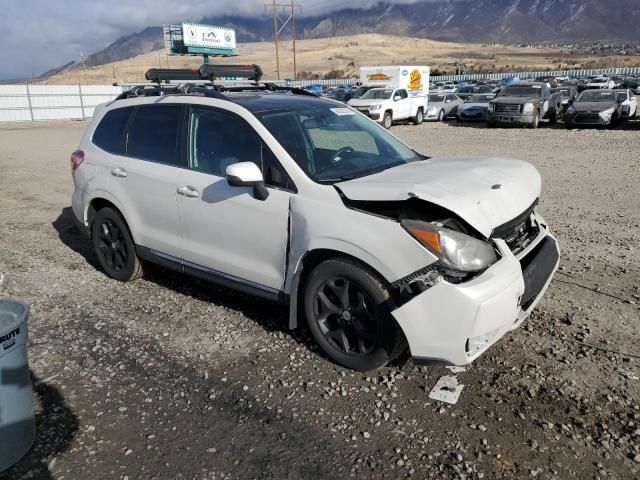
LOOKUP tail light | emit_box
[70,149,85,175]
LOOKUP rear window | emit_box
[126,105,182,165]
[92,107,133,155]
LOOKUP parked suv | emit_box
[71,82,559,371]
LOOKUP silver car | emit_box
[426,93,464,121]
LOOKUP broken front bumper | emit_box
[391,232,559,366]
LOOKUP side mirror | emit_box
[226,162,269,201]
[393,95,401,101]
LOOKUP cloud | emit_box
[0,0,423,80]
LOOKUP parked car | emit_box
[487,82,561,128]
[551,86,579,115]
[585,77,615,90]
[615,89,638,119]
[534,76,559,87]
[72,80,559,371]
[346,85,379,103]
[565,89,623,128]
[456,94,496,122]
[441,82,456,93]
[303,84,323,95]
[348,87,425,128]
[425,93,464,121]
[455,85,495,101]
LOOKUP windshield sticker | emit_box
[331,108,355,116]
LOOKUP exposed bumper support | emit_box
[392,232,559,366]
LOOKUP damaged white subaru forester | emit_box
[71,82,559,371]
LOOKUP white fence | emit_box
[2,66,639,122]
[0,84,121,122]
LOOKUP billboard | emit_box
[182,23,236,54]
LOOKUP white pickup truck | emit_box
[347,65,430,129]
[348,87,426,129]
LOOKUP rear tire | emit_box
[91,207,143,282]
[303,258,405,371]
[382,112,392,129]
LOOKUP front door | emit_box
[175,106,294,293]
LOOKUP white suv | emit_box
[71,82,559,371]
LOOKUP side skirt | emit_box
[136,245,286,303]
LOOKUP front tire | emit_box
[303,259,405,371]
[382,112,392,130]
[529,112,540,129]
[91,207,143,282]
[437,109,445,122]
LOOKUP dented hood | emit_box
[336,157,541,238]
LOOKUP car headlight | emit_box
[600,106,615,120]
[488,103,496,112]
[370,104,382,111]
[522,103,535,113]
[402,219,498,273]
[567,105,576,114]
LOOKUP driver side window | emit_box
[188,107,294,190]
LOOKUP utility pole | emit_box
[265,1,301,80]
[291,0,297,79]
[272,0,281,80]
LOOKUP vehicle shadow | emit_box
[52,207,101,271]
[50,208,322,359]
[1,372,79,479]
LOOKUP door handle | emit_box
[177,186,199,198]
[111,167,127,178]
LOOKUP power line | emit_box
[265,1,302,80]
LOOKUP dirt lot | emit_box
[1,118,639,479]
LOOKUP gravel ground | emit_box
[0,118,639,479]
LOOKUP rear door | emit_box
[175,105,294,293]
[105,104,184,257]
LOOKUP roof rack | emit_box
[114,65,317,101]
[145,64,263,83]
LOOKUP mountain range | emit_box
[78,0,640,70]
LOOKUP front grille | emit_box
[491,201,540,255]
[495,104,522,114]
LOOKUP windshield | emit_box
[361,89,393,100]
[591,78,607,83]
[351,86,372,99]
[578,91,616,102]
[257,104,423,183]
[466,94,493,103]
[499,85,542,97]
[428,94,445,102]
[616,91,628,102]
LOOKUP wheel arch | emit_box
[287,247,394,330]
[85,193,136,242]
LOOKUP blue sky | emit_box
[0,0,421,80]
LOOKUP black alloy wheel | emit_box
[91,207,143,282]
[313,276,377,355]
[304,258,405,371]
[96,219,128,272]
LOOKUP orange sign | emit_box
[409,69,423,90]
[367,73,392,81]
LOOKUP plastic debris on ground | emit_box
[428,375,465,405]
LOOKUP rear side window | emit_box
[126,105,182,165]
[92,107,133,155]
